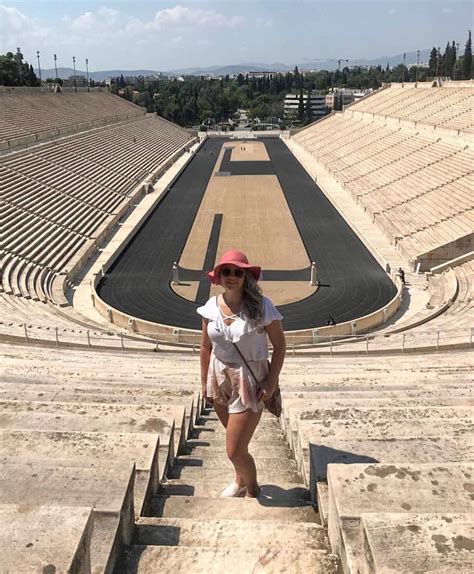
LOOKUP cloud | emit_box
[0,4,50,52]
[1,3,30,31]
[441,7,453,14]
[69,6,120,34]
[0,3,245,69]
[388,8,397,15]
[151,4,245,29]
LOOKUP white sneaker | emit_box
[220,482,247,497]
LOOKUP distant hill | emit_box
[36,68,162,81]
[169,62,292,75]
[302,49,432,71]
[170,50,432,75]
[35,50,432,81]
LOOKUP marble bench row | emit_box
[279,381,473,573]
[0,380,201,573]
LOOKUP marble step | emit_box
[135,516,328,550]
[149,495,317,522]
[175,454,297,471]
[158,478,309,500]
[0,400,183,473]
[0,430,161,513]
[119,545,338,574]
[327,462,473,574]
[361,512,473,574]
[182,441,292,458]
[191,426,284,442]
[167,463,302,483]
[0,461,135,573]
[0,504,93,574]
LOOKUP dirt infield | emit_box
[227,141,270,162]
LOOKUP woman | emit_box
[198,250,286,498]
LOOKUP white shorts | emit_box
[207,354,268,414]
[214,377,265,414]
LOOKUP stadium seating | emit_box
[349,84,474,132]
[292,84,474,265]
[0,89,145,151]
[1,112,193,306]
[278,349,472,573]
[1,87,472,572]
[1,344,471,572]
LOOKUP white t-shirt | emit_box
[197,295,283,363]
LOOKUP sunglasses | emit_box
[220,267,245,278]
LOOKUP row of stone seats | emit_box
[292,89,473,262]
[59,116,192,175]
[425,259,474,331]
[400,211,473,258]
[2,254,62,302]
[1,343,471,572]
[279,350,473,573]
[0,345,200,572]
[1,115,193,303]
[0,291,91,329]
[350,84,473,132]
[0,90,145,148]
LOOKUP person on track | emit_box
[198,250,286,498]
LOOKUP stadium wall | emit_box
[91,269,402,344]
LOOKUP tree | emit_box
[305,89,312,124]
[428,47,438,76]
[449,41,457,76]
[297,85,304,121]
[0,49,38,86]
[462,30,472,79]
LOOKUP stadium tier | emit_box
[292,83,474,268]
[0,88,145,151]
[1,99,194,305]
[349,84,474,132]
[0,87,472,573]
[1,345,472,572]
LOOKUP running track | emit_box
[97,137,396,330]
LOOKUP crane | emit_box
[315,58,350,71]
[337,59,349,71]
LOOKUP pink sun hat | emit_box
[207,250,262,285]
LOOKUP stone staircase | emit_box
[117,407,339,573]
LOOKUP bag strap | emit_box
[232,342,261,385]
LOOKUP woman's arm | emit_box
[200,318,212,401]
[264,319,286,393]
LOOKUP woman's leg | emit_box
[213,402,229,429]
[214,402,248,487]
[226,409,263,496]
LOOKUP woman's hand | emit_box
[202,386,213,406]
[257,379,277,402]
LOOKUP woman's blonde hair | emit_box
[242,270,264,324]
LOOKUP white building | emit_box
[63,75,88,88]
[284,93,327,121]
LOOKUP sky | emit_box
[1,1,472,72]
